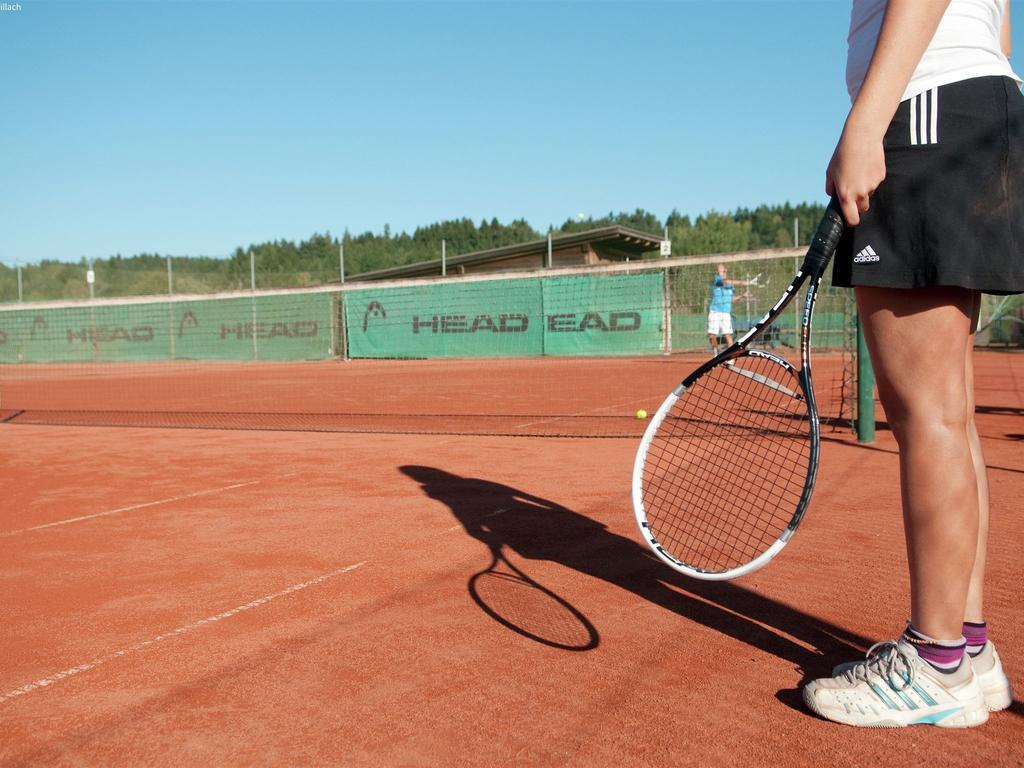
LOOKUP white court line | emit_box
[3,473,299,536]
[438,507,508,534]
[2,481,263,536]
[0,561,365,705]
[513,395,654,431]
[0,494,497,705]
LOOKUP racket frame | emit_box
[632,202,844,580]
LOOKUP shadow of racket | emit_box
[468,545,599,651]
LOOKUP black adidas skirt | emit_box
[833,76,1024,296]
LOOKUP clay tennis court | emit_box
[1,351,1021,766]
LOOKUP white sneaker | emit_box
[832,639,1013,712]
[804,639,989,728]
[970,641,1013,711]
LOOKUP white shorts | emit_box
[707,311,733,337]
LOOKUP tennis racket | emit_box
[632,199,845,580]
[747,272,766,288]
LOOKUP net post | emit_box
[856,314,875,442]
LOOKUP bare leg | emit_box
[856,286,979,641]
[964,292,990,624]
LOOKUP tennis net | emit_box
[0,254,857,437]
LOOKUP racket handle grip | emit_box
[802,197,845,273]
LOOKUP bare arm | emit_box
[1001,1,1012,58]
[827,0,951,226]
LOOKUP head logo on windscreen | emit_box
[362,301,386,332]
[177,309,199,338]
[29,315,47,340]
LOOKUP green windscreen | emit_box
[0,293,334,364]
[344,272,665,358]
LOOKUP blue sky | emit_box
[1,1,1021,265]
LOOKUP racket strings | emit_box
[641,354,811,573]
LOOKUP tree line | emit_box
[0,202,827,302]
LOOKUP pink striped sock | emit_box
[963,621,987,657]
[903,625,966,673]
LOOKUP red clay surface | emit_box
[0,351,1021,766]
[0,352,855,437]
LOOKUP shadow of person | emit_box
[400,465,872,681]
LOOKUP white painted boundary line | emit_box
[0,561,365,705]
[1,481,262,536]
[438,507,507,534]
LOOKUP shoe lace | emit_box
[843,640,916,691]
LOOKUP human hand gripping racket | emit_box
[632,199,845,580]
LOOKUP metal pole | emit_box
[167,255,175,359]
[335,240,348,358]
[856,316,876,442]
[745,272,751,331]
[793,253,800,344]
[441,239,446,277]
[662,266,672,355]
[794,217,799,247]
[546,232,552,268]
[17,263,23,302]
[86,258,97,360]
[250,249,258,359]
[338,292,349,361]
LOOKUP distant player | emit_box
[706,263,752,354]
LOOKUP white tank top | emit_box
[846,0,1021,102]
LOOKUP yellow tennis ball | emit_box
[636,409,648,420]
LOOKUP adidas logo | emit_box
[853,245,880,263]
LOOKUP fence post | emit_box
[167,255,175,359]
[249,249,258,359]
[17,263,23,302]
[662,266,672,355]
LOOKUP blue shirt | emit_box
[709,275,733,313]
